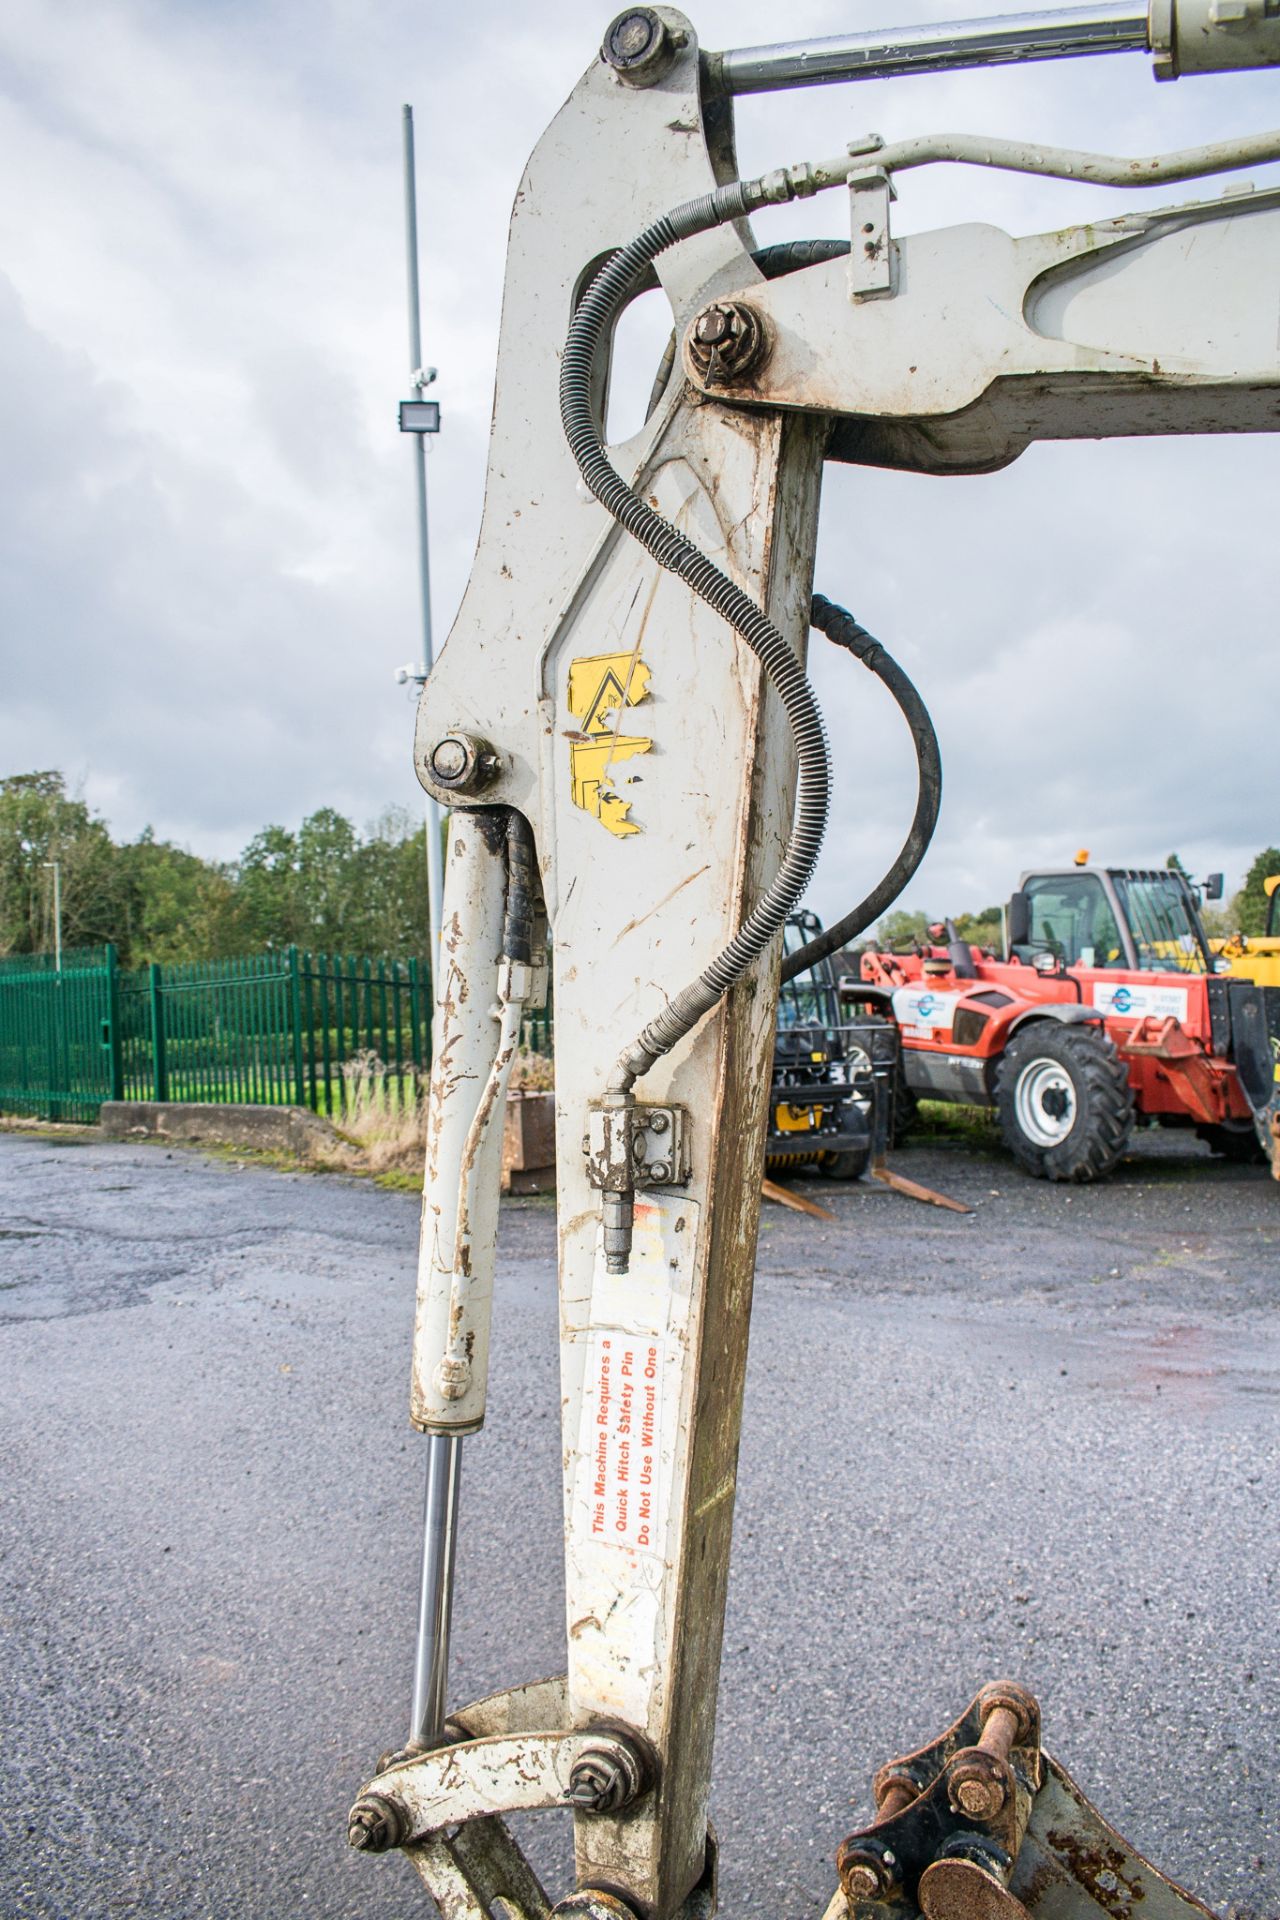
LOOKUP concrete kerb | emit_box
[99,1101,352,1162]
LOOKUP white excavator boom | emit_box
[343,7,1280,1915]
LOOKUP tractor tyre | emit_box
[818,1147,871,1182]
[994,1022,1133,1183]
[1196,1121,1267,1165]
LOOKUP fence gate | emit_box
[0,947,122,1123]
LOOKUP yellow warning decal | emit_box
[567,650,652,838]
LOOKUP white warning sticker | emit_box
[582,1330,665,1553]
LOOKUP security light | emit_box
[399,399,441,433]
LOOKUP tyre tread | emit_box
[993,1023,1133,1183]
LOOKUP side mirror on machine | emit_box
[1203,872,1224,901]
[1008,890,1031,948]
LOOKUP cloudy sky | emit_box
[1,0,1276,930]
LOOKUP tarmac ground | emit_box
[1,1124,1276,1920]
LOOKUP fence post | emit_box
[407,956,422,1072]
[105,944,125,1103]
[287,944,305,1108]
[149,962,168,1103]
[46,966,62,1124]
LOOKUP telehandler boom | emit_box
[345,7,1280,1915]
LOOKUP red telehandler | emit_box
[860,863,1268,1180]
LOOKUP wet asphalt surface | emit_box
[1,1124,1277,1920]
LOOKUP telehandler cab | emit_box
[346,5,1280,1916]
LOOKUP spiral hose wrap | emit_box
[559,184,831,1090]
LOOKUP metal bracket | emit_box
[351,1724,652,1850]
[352,1678,665,1918]
[835,1681,1041,1911]
[824,1683,1222,1920]
[848,166,896,300]
[584,1103,690,1191]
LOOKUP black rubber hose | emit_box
[780,595,942,984]
[560,185,831,1092]
[502,810,535,966]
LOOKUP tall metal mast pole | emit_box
[43,861,62,972]
[400,102,461,1758]
[402,104,445,971]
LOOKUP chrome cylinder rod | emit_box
[713,2,1150,94]
[408,1431,463,1749]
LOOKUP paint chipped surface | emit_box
[566,649,652,837]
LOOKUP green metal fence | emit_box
[0,946,121,1123]
[0,944,555,1124]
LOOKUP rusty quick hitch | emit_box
[837,1682,1040,1917]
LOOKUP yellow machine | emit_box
[1216,875,1280,987]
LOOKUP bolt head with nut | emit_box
[686,301,771,385]
[423,731,500,797]
[347,1792,407,1853]
[844,1862,884,1900]
[946,1749,1009,1823]
[600,6,681,85]
[567,1741,645,1814]
[839,1841,900,1904]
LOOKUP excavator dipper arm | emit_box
[345,7,1280,1915]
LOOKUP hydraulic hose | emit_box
[781,595,942,983]
[560,182,832,1094]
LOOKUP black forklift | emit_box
[766,911,900,1180]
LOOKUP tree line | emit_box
[5,771,1277,970]
[0,771,433,968]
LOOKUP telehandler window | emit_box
[1020,875,1124,969]
[1111,873,1209,974]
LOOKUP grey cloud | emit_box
[0,0,1276,914]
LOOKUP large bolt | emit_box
[423,732,499,796]
[975,1682,1037,1746]
[872,1765,919,1818]
[839,1841,901,1904]
[686,301,770,384]
[694,308,734,348]
[566,1734,648,1813]
[600,7,682,86]
[347,1791,408,1853]
[429,737,469,782]
[949,1757,1006,1821]
[551,1893,643,1919]
[946,1685,1034,1824]
[844,1862,884,1900]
